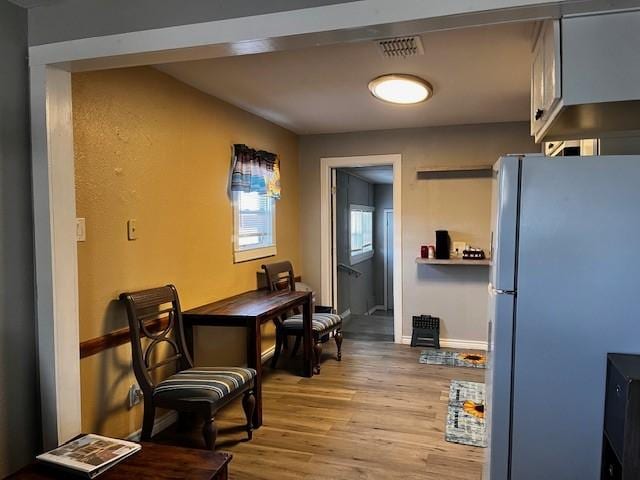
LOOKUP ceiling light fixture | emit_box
[368,74,433,105]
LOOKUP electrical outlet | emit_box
[76,218,86,242]
[128,384,143,409]
[127,219,137,241]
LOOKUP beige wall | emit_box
[299,122,538,343]
[73,67,301,437]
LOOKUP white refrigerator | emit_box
[486,154,640,479]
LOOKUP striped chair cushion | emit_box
[153,367,255,404]
[282,312,342,334]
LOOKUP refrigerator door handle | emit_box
[488,283,516,296]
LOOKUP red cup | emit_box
[421,245,428,258]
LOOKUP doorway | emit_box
[332,166,394,341]
[320,154,402,343]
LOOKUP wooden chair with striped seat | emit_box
[262,261,343,374]
[120,285,256,450]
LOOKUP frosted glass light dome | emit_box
[368,74,433,105]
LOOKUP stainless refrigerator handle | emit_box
[488,283,516,295]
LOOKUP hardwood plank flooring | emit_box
[157,340,486,479]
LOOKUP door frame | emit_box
[383,208,394,311]
[320,155,402,343]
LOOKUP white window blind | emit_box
[350,205,374,264]
[233,191,276,262]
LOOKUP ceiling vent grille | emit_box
[377,36,424,58]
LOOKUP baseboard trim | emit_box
[401,335,488,351]
[340,308,351,319]
[366,304,385,315]
[261,345,275,362]
[126,410,178,441]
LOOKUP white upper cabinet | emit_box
[531,20,560,137]
[531,11,640,143]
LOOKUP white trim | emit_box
[28,0,566,70]
[366,305,385,316]
[320,154,402,344]
[126,411,178,442]
[340,308,352,319]
[330,169,338,310]
[233,245,277,263]
[383,208,394,311]
[30,65,82,449]
[401,336,488,351]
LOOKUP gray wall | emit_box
[373,184,393,307]
[299,122,539,343]
[27,0,360,46]
[335,170,375,315]
[0,1,40,475]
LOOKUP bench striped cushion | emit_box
[153,367,255,404]
[282,312,342,334]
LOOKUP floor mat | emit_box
[419,349,487,369]
[445,380,487,448]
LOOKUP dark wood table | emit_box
[182,289,313,428]
[8,442,232,479]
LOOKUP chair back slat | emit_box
[146,354,184,372]
[261,261,296,293]
[120,285,193,396]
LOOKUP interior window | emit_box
[233,190,276,262]
[350,205,374,264]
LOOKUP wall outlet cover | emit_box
[127,219,137,241]
[76,218,86,242]
[128,384,143,409]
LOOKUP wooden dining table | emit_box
[182,288,313,428]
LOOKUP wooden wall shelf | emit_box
[416,164,493,179]
[416,257,492,266]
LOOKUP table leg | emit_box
[302,292,313,377]
[246,316,262,428]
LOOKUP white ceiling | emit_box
[157,21,535,135]
[342,166,393,185]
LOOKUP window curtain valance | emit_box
[230,144,281,199]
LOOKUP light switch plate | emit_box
[76,218,86,242]
[127,219,137,240]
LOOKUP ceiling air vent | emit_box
[377,36,424,58]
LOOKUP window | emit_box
[350,204,374,264]
[233,190,276,262]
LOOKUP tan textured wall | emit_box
[299,123,539,343]
[73,67,301,436]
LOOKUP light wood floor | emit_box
[162,340,486,479]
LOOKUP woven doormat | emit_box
[445,380,487,448]
[419,349,487,369]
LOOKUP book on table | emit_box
[36,434,141,478]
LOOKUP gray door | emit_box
[385,210,394,310]
[511,155,640,480]
[335,171,350,315]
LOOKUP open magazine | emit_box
[36,434,141,478]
